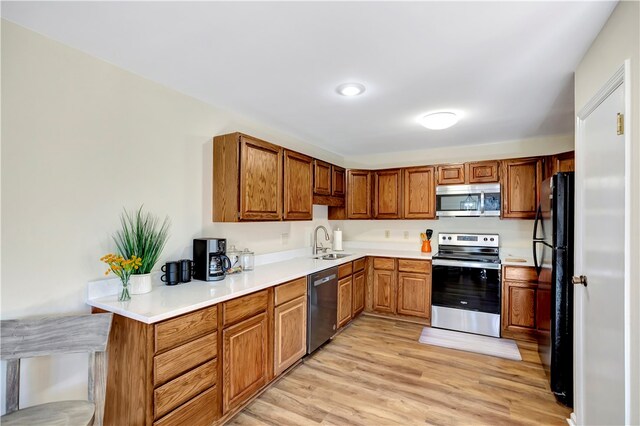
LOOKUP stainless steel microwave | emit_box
[436,183,501,217]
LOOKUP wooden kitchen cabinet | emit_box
[352,261,366,316]
[222,312,269,414]
[283,150,313,220]
[213,132,283,222]
[313,159,332,195]
[346,170,372,219]
[337,276,353,328]
[466,160,499,183]
[397,273,430,318]
[502,266,539,340]
[97,305,220,426]
[403,166,436,219]
[546,151,575,179]
[372,258,397,314]
[373,169,402,219]
[332,166,346,196]
[501,157,543,219]
[273,277,307,377]
[436,164,465,185]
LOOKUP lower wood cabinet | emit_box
[502,266,539,340]
[368,257,432,322]
[274,277,307,376]
[397,272,430,318]
[222,290,271,415]
[338,276,353,327]
[352,270,366,316]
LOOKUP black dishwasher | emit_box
[307,266,338,354]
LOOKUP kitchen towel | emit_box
[333,229,343,251]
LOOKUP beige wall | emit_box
[0,20,339,411]
[574,1,640,423]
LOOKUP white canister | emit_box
[333,228,343,251]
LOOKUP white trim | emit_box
[575,61,631,425]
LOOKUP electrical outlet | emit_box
[404,231,409,239]
[385,230,390,238]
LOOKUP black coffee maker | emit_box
[193,238,231,281]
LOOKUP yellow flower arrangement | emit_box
[100,253,142,301]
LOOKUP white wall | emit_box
[574,1,640,423]
[0,20,338,411]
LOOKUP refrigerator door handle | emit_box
[533,240,541,276]
[533,204,543,241]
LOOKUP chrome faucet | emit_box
[313,225,331,255]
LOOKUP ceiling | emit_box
[2,1,616,156]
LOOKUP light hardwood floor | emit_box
[228,315,571,426]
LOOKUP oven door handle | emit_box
[432,259,501,270]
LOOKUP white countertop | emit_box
[499,247,535,267]
[87,248,433,324]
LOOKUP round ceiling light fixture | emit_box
[336,82,366,97]
[418,112,460,130]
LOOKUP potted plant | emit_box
[113,206,171,294]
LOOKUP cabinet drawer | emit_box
[155,306,217,353]
[275,277,306,306]
[504,266,537,283]
[373,257,395,270]
[353,258,365,272]
[398,259,431,274]
[154,359,217,419]
[154,333,217,385]
[154,386,217,426]
[338,262,353,279]
[222,289,268,327]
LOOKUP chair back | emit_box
[1,313,113,425]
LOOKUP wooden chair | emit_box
[1,313,113,426]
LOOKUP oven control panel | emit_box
[438,233,499,248]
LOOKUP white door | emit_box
[574,68,627,425]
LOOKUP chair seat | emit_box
[1,400,95,426]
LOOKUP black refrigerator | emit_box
[532,172,574,407]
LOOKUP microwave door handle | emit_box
[480,191,485,214]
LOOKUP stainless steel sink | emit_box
[319,253,352,260]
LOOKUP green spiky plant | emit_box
[113,206,171,275]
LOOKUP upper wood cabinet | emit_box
[213,133,283,222]
[466,160,499,183]
[313,160,332,195]
[436,164,465,185]
[545,151,575,179]
[283,150,313,221]
[501,157,543,219]
[403,166,435,219]
[347,170,372,219]
[373,169,402,219]
[332,166,346,196]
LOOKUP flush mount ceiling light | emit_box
[418,112,460,130]
[336,82,366,97]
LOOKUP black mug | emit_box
[161,261,179,286]
[178,259,194,283]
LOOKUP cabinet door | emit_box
[283,150,313,220]
[352,270,365,316]
[397,272,431,319]
[547,151,575,178]
[347,170,372,219]
[337,276,353,328]
[372,269,396,314]
[222,312,268,414]
[403,166,435,219]
[436,164,465,185]
[239,136,282,220]
[313,160,332,195]
[502,280,537,340]
[332,166,346,197]
[501,157,543,219]
[466,161,499,183]
[373,169,402,219]
[274,296,307,376]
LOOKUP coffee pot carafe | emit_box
[193,238,230,281]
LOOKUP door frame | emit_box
[574,60,631,425]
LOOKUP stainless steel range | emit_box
[431,233,501,337]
